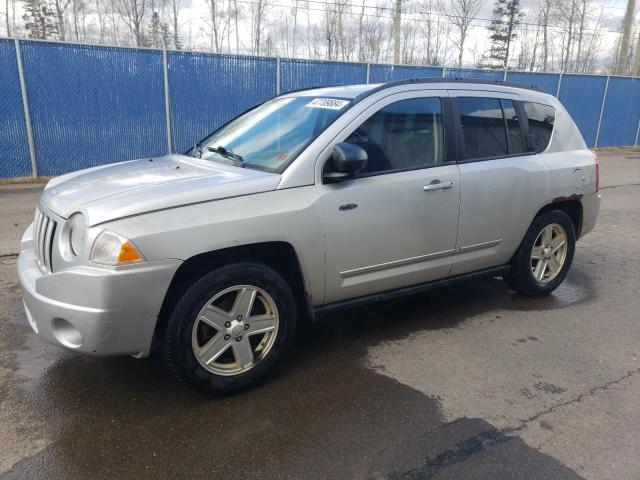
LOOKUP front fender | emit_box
[101,187,325,304]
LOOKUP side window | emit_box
[458,97,508,159]
[345,97,444,175]
[502,100,525,154]
[523,102,555,153]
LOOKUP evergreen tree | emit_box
[484,0,523,69]
[147,11,173,48]
[22,0,58,39]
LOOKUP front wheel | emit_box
[163,262,297,394]
[506,210,576,298]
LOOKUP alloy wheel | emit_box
[530,223,568,284]
[191,285,279,376]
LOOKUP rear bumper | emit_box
[579,192,602,238]
[18,248,181,357]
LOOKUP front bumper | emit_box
[18,247,181,358]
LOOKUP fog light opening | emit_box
[51,318,83,349]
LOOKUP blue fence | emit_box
[1,39,31,177]
[1,38,639,178]
[168,52,277,153]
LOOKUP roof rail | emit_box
[278,76,545,102]
[353,77,543,101]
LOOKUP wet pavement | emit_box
[1,149,639,479]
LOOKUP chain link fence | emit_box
[1,37,640,179]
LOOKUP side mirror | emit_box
[323,143,368,183]
[525,132,537,152]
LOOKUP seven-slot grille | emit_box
[33,207,57,274]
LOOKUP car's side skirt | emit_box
[313,264,510,320]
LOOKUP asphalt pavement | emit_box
[0,149,639,479]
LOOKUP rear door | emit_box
[449,91,549,275]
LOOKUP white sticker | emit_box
[305,98,350,110]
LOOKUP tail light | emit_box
[593,152,600,192]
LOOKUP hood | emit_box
[40,155,282,225]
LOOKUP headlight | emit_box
[89,230,145,266]
[67,213,86,256]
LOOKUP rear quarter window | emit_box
[523,102,555,153]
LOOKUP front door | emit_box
[318,93,462,303]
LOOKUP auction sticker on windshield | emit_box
[305,98,350,110]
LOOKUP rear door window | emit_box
[457,97,508,160]
[523,102,555,153]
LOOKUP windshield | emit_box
[188,97,349,172]
[189,96,350,172]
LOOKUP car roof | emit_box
[283,77,543,100]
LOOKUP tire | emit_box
[163,262,297,394]
[506,210,576,298]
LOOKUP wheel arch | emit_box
[509,198,583,266]
[155,241,313,342]
[537,198,583,238]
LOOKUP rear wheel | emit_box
[163,262,297,394]
[506,210,576,297]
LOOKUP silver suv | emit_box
[18,79,601,393]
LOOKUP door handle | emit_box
[423,180,453,191]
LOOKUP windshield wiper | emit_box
[207,145,245,166]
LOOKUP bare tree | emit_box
[1,0,626,76]
[93,0,108,42]
[110,0,122,43]
[529,23,541,70]
[305,0,312,57]
[555,0,578,71]
[322,1,337,59]
[576,2,604,73]
[51,0,71,39]
[168,0,182,48]
[71,0,88,41]
[574,0,587,68]
[357,6,387,62]
[232,0,240,52]
[5,0,21,35]
[250,0,268,54]
[580,26,602,72]
[116,0,147,46]
[205,0,229,52]
[448,0,482,67]
[515,21,537,70]
[419,0,452,65]
[401,19,418,64]
[290,0,299,57]
[537,0,553,70]
[5,0,17,36]
[334,0,354,61]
